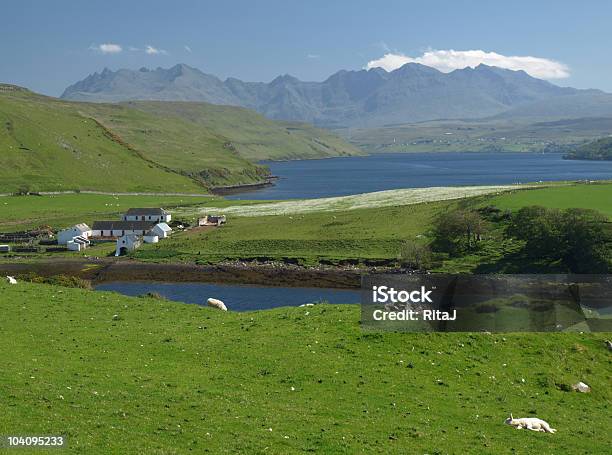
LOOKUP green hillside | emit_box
[1,281,609,453]
[0,85,202,193]
[0,84,360,193]
[564,136,612,160]
[104,101,363,162]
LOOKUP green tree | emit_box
[507,206,610,273]
[432,209,488,255]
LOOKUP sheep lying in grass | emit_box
[504,414,556,433]
[207,298,227,311]
[6,276,17,285]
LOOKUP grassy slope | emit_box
[0,87,202,193]
[0,85,360,192]
[0,282,609,454]
[112,101,363,162]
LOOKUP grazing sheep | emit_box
[504,414,556,433]
[605,340,612,351]
[207,298,227,311]
[6,276,17,285]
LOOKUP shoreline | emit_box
[0,258,369,289]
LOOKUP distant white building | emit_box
[115,234,142,256]
[122,208,171,223]
[199,215,226,226]
[92,221,156,238]
[57,223,91,245]
[151,222,172,239]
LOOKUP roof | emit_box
[125,208,167,216]
[144,230,158,237]
[93,221,156,231]
[60,223,90,233]
[153,222,172,232]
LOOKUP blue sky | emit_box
[2,0,611,96]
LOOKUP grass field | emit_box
[135,201,452,264]
[484,183,612,218]
[0,193,214,231]
[0,281,609,453]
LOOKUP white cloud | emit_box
[91,43,122,54]
[366,49,570,79]
[184,45,192,53]
[307,54,320,59]
[145,45,168,55]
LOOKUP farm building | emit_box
[151,223,172,239]
[67,235,90,251]
[92,221,156,238]
[143,231,159,243]
[115,234,142,256]
[199,215,227,226]
[122,208,171,223]
[57,223,92,244]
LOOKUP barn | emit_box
[57,223,92,244]
[92,221,156,238]
[122,208,171,223]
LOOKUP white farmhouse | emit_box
[91,221,156,238]
[57,223,91,245]
[122,208,171,223]
[151,222,172,239]
[115,234,142,256]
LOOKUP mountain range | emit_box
[61,63,612,128]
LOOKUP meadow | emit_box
[0,281,609,454]
[0,193,213,232]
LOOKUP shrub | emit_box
[398,240,432,270]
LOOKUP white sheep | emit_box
[6,276,17,285]
[504,414,556,433]
[207,298,227,311]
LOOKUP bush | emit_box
[398,240,432,270]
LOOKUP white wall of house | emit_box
[143,234,159,243]
[58,225,91,244]
[91,228,149,238]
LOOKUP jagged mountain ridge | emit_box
[62,63,611,127]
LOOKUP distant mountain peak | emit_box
[61,63,609,127]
